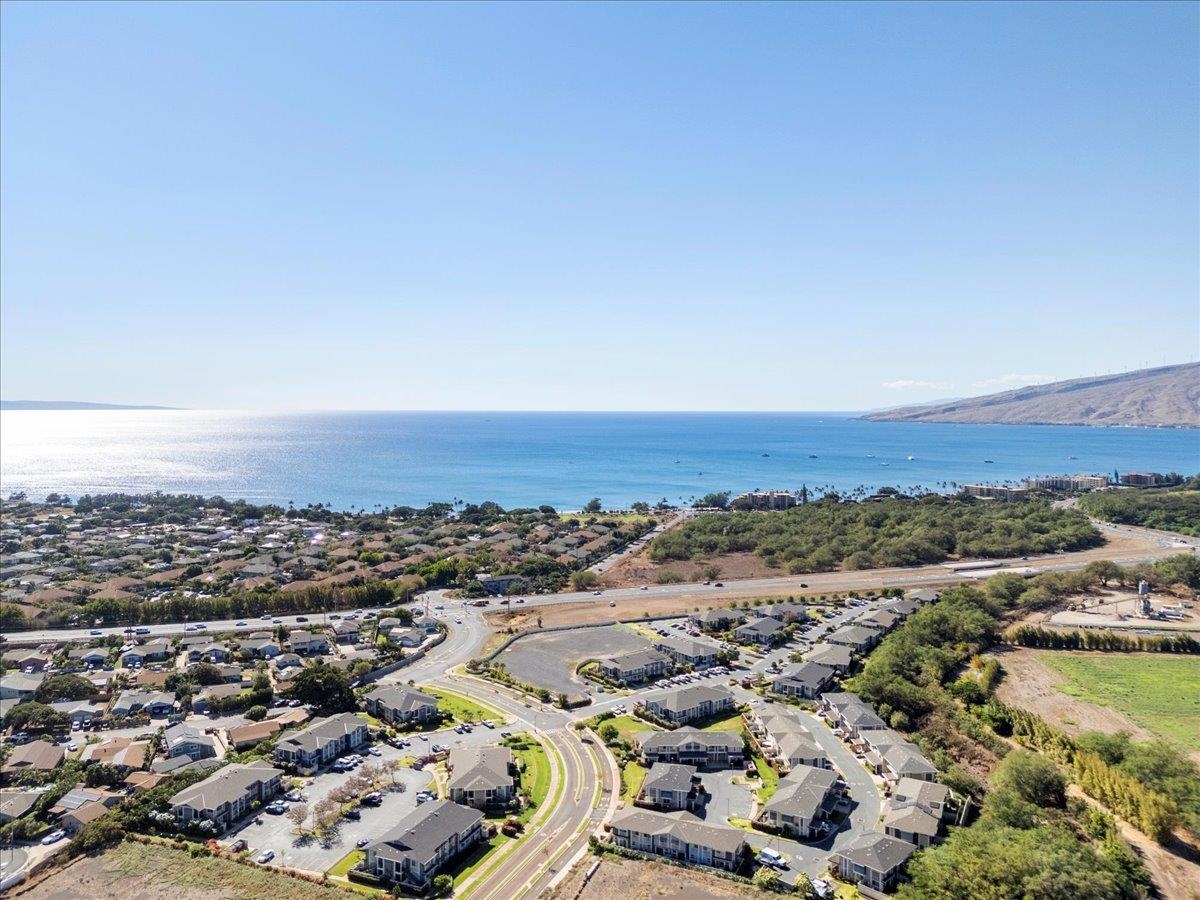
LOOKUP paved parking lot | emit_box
[222,722,515,873]
[494,624,654,700]
[696,768,756,824]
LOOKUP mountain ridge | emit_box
[860,364,1200,428]
[0,400,178,411]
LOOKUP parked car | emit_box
[356,838,370,848]
[41,830,67,845]
[256,850,275,864]
[230,839,248,852]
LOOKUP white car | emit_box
[41,830,67,845]
[256,849,275,864]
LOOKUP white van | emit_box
[756,847,785,868]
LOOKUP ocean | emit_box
[2,410,1197,511]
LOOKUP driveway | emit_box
[697,768,755,825]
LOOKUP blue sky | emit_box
[2,1,1196,411]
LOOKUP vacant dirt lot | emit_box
[604,550,778,587]
[18,840,345,900]
[988,646,1155,742]
[493,625,655,699]
[547,856,758,900]
[486,595,748,634]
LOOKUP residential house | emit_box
[363,799,484,891]
[165,722,219,761]
[81,737,149,769]
[861,730,938,784]
[803,643,855,674]
[752,713,829,771]
[1,740,64,780]
[226,720,282,751]
[642,685,735,726]
[640,763,703,811]
[387,627,426,648]
[654,636,720,671]
[688,609,743,632]
[273,712,370,773]
[0,789,39,824]
[361,684,440,726]
[120,639,172,667]
[272,653,304,671]
[824,625,881,655]
[288,630,330,655]
[332,620,361,644]
[446,746,515,809]
[819,693,887,740]
[756,764,840,838]
[734,617,786,645]
[595,649,672,685]
[0,672,45,701]
[49,699,106,729]
[169,761,284,831]
[187,643,231,664]
[61,800,109,834]
[239,635,281,659]
[608,807,747,872]
[191,683,244,715]
[109,689,175,718]
[883,801,942,848]
[66,647,109,669]
[891,778,951,821]
[762,602,809,622]
[636,729,744,769]
[833,831,917,892]
[771,661,836,700]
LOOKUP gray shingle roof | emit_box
[369,799,483,863]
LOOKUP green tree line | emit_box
[650,495,1101,573]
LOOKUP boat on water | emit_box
[880,462,890,467]
[907,455,915,460]
[984,459,994,464]
[762,453,769,457]
[808,454,818,459]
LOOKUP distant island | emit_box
[861,363,1200,428]
[0,400,177,410]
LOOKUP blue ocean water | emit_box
[2,410,1197,510]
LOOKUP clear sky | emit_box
[2,1,1197,411]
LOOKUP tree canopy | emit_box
[650,496,1100,573]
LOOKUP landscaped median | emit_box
[424,687,510,727]
[453,732,567,898]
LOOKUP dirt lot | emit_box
[486,595,753,636]
[546,856,759,900]
[492,625,653,700]
[988,646,1155,742]
[604,550,778,587]
[17,840,345,900]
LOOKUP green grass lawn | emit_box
[752,754,779,801]
[326,849,365,878]
[594,713,659,743]
[1039,652,1200,751]
[507,733,552,823]
[452,833,507,888]
[426,687,509,725]
[621,761,646,802]
[699,710,746,732]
